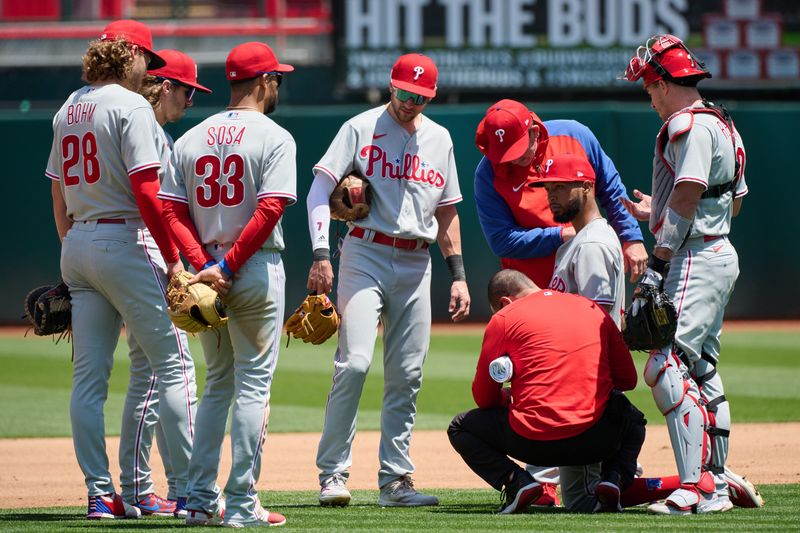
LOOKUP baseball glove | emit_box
[329,174,371,222]
[622,284,678,351]
[284,294,340,345]
[166,271,228,334]
[23,281,72,339]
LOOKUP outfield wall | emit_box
[4,102,797,322]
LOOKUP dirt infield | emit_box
[0,423,796,509]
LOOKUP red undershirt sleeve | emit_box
[161,199,215,271]
[129,167,180,264]
[224,197,288,273]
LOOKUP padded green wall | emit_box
[4,101,796,323]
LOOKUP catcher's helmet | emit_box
[623,34,710,86]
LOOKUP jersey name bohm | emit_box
[206,125,246,146]
[359,144,444,188]
[66,103,97,125]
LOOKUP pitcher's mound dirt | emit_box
[1,423,796,509]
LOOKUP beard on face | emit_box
[265,93,277,115]
[552,196,582,223]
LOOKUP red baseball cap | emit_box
[531,153,596,186]
[475,99,533,165]
[390,53,438,98]
[100,19,165,69]
[226,42,294,81]
[149,49,212,94]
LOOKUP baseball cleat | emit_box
[134,493,177,516]
[186,498,226,526]
[531,482,560,507]
[723,467,764,508]
[378,475,439,507]
[173,497,188,518]
[647,487,729,515]
[498,470,542,514]
[319,473,351,507]
[224,500,286,528]
[87,493,142,520]
[594,481,623,513]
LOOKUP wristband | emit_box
[218,259,234,278]
[445,254,466,282]
[647,255,669,275]
[313,248,331,262]
[202,260,216,270]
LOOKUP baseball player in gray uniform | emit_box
[46,20,195,520]
[622,34,748,514]
[305,53,471,507]
[534,153,630,512]
[118,49,211,518]
[159,41,295,527]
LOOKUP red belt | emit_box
[703,235,723,242]
[97,218,125,224]
[349,227,428,250]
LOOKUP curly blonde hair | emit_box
[82,38,134,84]
[139,75,165,106]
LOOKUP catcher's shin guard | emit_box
[692,357,730,494]
[644,348,710,483]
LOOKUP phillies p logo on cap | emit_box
[390,53,438,98]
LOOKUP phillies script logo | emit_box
[359,145,445,188]
[495,129,505,143]
[413,66,425,80]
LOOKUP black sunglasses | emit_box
[261,71,283,87]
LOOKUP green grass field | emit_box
[1,328,798,438]
[0,327,798,530]
[0,485,798,532]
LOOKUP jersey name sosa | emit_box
[206,125,246,146]
[359,144,445,188]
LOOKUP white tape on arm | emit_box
[489,355,514,383]
[307,171,337,252]
[655,206,692,252]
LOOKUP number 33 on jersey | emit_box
[159,110,297,249]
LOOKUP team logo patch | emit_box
[413,66,425,80]
[495,129,505,143]
[545,158,554,173]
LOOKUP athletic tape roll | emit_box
[489,355,513,383]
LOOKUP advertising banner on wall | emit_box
[335,0,800,93]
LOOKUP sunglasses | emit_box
[260,71,283,87]
[158,78,196,101]
[393,87,429,105]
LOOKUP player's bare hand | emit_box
[190,265,232,296]
[620,189,652,221]
[622,240,648,282]
[166,260,185,279]
[307,260,334,295]
[449,280,471,322]
[560,225,576,243]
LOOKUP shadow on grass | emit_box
[434,502,573,515]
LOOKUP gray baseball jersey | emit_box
[650,106,748,238]
[548,218,625,327]
[160,108,296,524]
[47,82,195,502]
[46,85,162,220]
[160,109,297,248]
[119,121,193,506]
[649,103,747,501]
[315,104,463,491]
[313,105,462,242]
